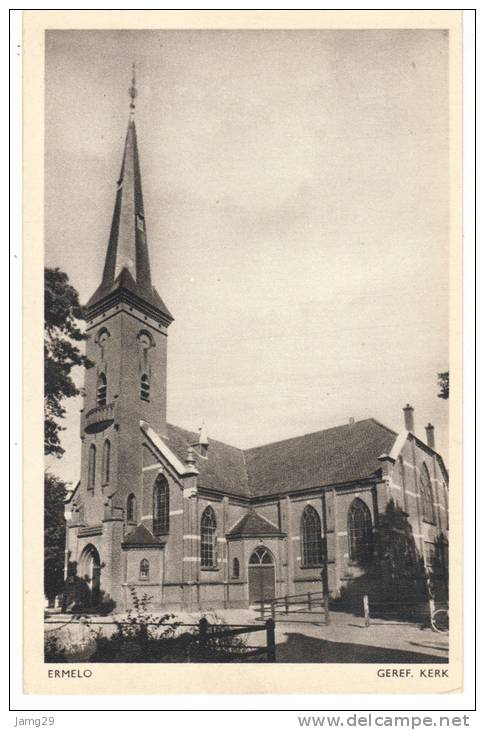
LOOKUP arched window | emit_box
[232,557,240,579]
[138,330,153,349]
[249,546,273,564]
[139,559,149,580]
[301,505,323,567]
[200,506,217,568]
[348,498,373,564]
[102,440,111,484]
[153,474,169,535]
[126,493,136,523]
[140,374,150,402]
[97,372,107,406]
[419,463,435,524]
[88,444,96,491]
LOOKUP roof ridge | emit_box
[242,418,376,454]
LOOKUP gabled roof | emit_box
[122,524,162,546]
[163,418,397,499]
[387,429,449,483]
[141,420,196,478]
[227,510,283,538]
[244,419,397,497]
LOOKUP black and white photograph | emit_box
[15,10,467,700]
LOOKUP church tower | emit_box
[68,69,174,606]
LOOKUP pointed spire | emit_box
[87,67,173,325]
[129,62,137,115]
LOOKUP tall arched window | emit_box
[348,498,373,564]
[419,463,435,524]
[97,372,107,406]
[126,493,136,523]
[88,444,96,491]
[232,557,240,579]
[301,505,323,567]
[102,440,111,484]
[153,474,169,535]
[200,506,217,568]
[140,374,150,402]
[139,559,149,580]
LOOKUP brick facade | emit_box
[64,112,449,614]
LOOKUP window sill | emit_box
[300,564,323,570]
[200,566,219,572]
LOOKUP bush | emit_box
[46,589,250,663]
[44,634,67,662]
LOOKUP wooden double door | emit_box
[248,547,275,604]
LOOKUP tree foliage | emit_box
[438,371,449,400]
[44,267,92,456]
[379,499,425,584]
[44,471,67,603]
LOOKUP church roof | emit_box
[122,524,162,546]
[86,116,172,323]
[227,510,283,538]
[165,418,397,499]
[166,423,249,497]
[244,418,397,497]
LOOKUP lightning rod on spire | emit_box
[129,62,137,114]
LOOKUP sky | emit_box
[45,29,450,486]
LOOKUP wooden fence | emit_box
[198,617,276,661]
[259,590,330,624]
[44,616,277,662]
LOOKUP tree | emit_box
[44,267,92,456]
[379,499,427,601]
[437,371,449,400]
[44,472,68,605]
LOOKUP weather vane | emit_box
[129,62,137,113]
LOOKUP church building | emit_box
[64,82,449,612]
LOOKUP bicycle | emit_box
[430,605,449,633]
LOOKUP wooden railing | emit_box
[198,617,276,662]
[259,590,330,624]
[44,616,277,662]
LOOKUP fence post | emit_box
[323,593,330,625]
[363,595,370,628]
[307,592,312,611]
[271,600,276,621]
[284,595,289,614]
[260,600,265,620]
[266,618,276,662]
[199,616,209,652]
